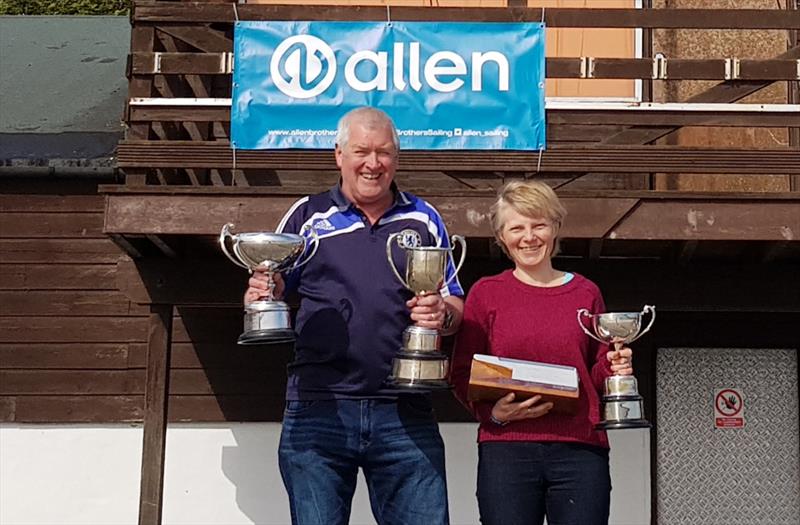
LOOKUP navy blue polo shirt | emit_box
[276,184,464,400]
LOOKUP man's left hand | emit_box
[407,293,446,330]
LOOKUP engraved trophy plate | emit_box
[385,230,466,390]
[220,223,318,345]
[578,305,655,430]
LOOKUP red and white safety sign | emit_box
[714,388,745,428]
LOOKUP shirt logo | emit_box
[397,229,422,249]
[312,218,336,232]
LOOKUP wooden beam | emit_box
[138,304,173,525]
[146,235,177,257]
[790,2,800,191]
[109,233,143,259]
[103,191,639,238]
[128,105,798,128]
[115,142,800,174]
[131,53,800,80]
[132,4,800,29]
[126,25,156,186]
[101,188,800,241]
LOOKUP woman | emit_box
[450,180,633,525]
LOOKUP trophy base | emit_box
[237,329,295,345]
[387,352,449,391]
[595,419,651,430]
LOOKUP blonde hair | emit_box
[490,180,567,257]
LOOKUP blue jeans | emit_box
[278,397,449,525]
[477,441,611,525]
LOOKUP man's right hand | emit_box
[244,270,285,305]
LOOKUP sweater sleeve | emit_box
[449,281,494,424]
[588,291,614,394]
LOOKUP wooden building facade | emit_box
[1,2,798,524]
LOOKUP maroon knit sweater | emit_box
[450,270,613,448]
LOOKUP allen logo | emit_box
[270,35,337,99]
[270,36,510,98]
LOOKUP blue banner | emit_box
[232,21,545,150]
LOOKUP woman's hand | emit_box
[244,271,285,305]
[491,393,554,425]
[607,344,633,375]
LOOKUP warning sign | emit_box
[714,388,745,428]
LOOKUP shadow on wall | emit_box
[176,306,292,523]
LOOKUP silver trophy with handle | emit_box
[386,230,466,389]
[220,223,318,344]
[577,305,655,429]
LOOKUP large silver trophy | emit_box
[577,305,655,429]
[386,230,466,389]
[220,223,318,345]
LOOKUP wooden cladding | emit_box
[0,182,292,424]
[131,3,800,29]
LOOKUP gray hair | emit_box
[335,107,400,151]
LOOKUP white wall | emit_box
[0,423,649,525]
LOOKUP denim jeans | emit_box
[477,441,611,525]
[278,397,449,525]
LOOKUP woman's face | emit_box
[498,206,557,271]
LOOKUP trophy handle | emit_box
[628,305,656,344]
[577,308,606,344]
[219,223,250,270]
[442,234,467,289]
[386,232,410,289]
[290,225,320,271]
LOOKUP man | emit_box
[245,107,464,525]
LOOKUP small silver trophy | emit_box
[577,305,655,429]
[220,223,318,345]
[386,230,466,389]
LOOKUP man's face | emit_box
[335,120,398,209]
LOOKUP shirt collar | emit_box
[329,180,411,211]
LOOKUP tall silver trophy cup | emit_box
[386,231,466,389]
[220,223,318,345]
[577,305,656,429]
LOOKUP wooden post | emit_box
[789,0,799,191]
[138,304,173,525]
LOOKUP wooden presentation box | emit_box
[467,355,580,415]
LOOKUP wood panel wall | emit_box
[0,179,147,423]
[0,179,303,424]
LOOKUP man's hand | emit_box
[244,271,285,306]
[491,393,554,425]
[407,293,446,330]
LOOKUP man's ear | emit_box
[334,144,343,168]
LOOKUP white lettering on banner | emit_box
[472,52,509,91]
[345,50,388,91]
[425,51,467,92]
[270,36,510,98]
[407,42,422,91]
[393,43,406,90]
